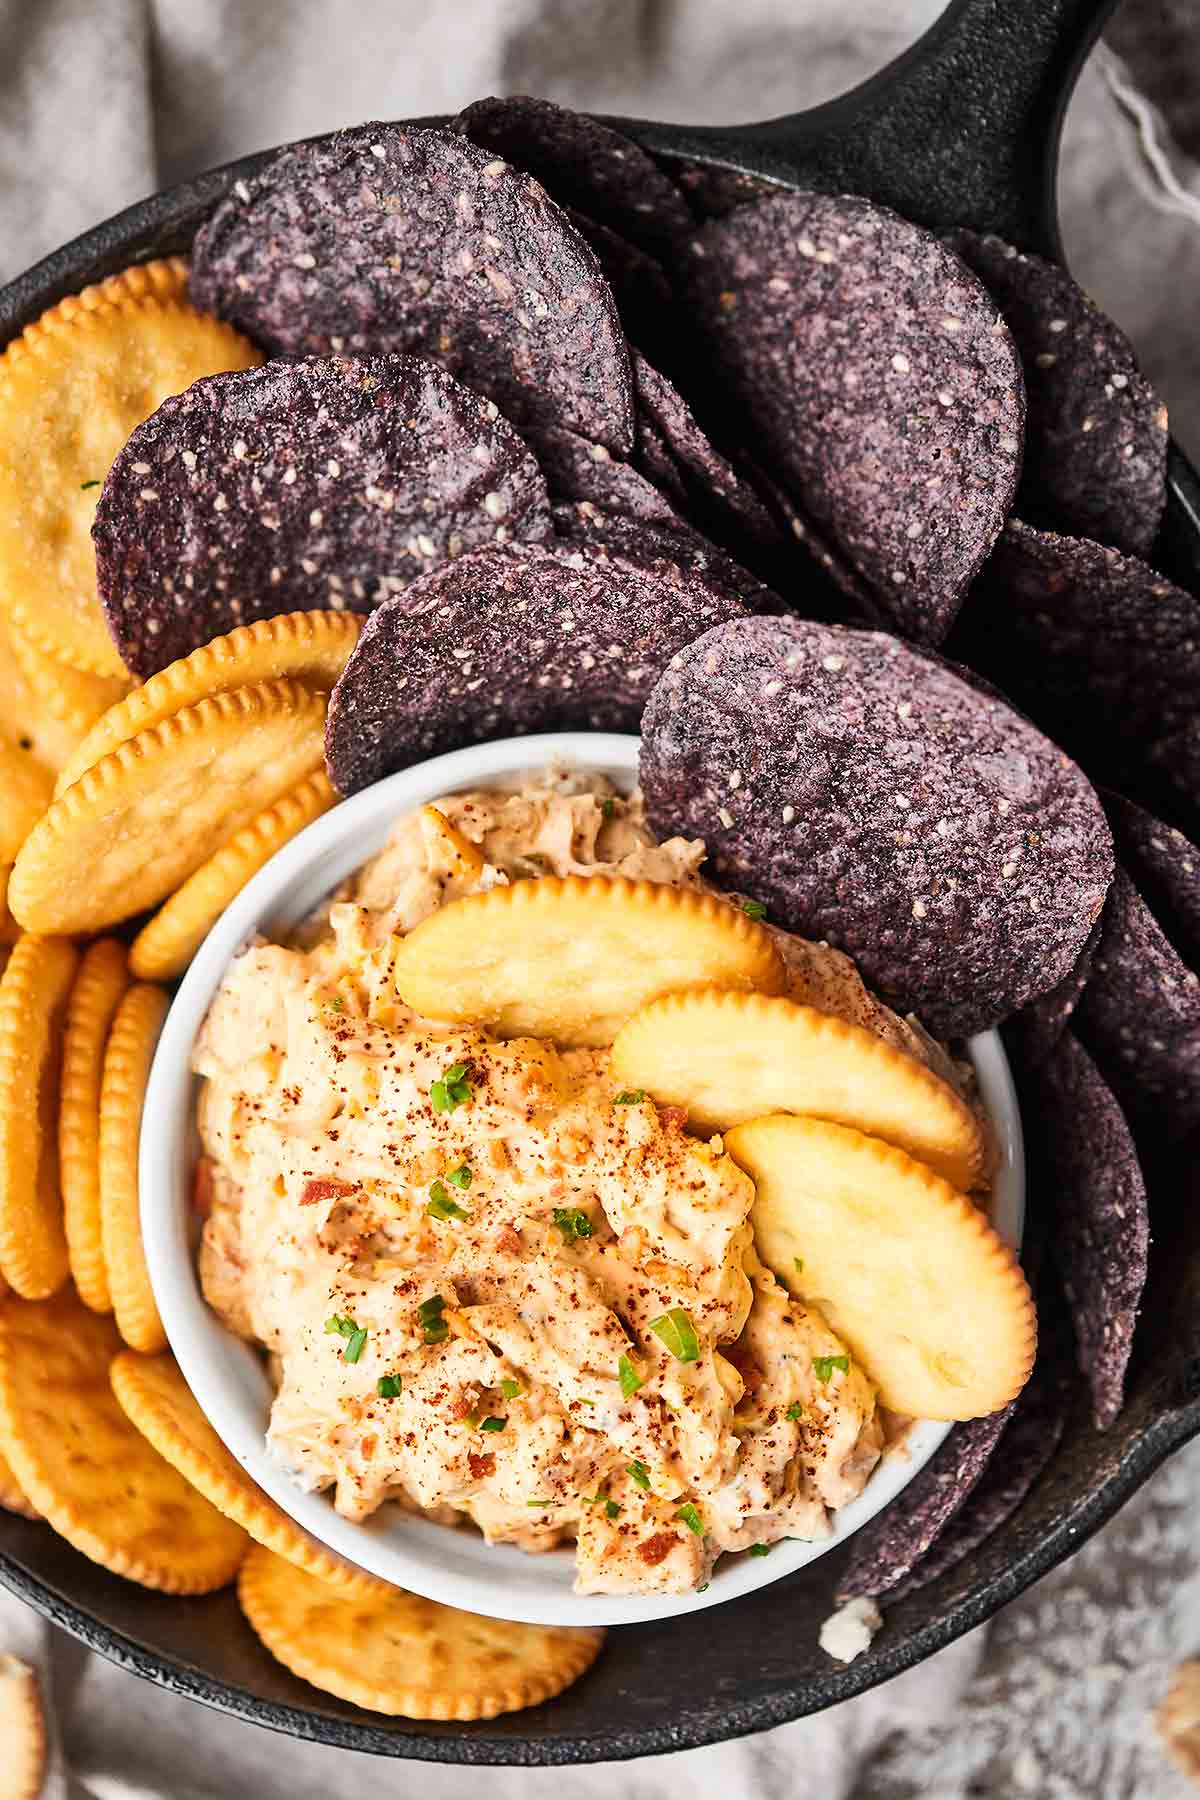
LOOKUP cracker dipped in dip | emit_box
[193,769,989,1596]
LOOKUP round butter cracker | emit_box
[10,678,327,935]
[0,934,79,1298]
[0,283,261,676]
[99,983,170,1353]
[111,1352,392,1599]
[237,1544,604,1719]
[59,939,130,1312]
[0,1294,247,1592]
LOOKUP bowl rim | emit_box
[140,729,1025,1629]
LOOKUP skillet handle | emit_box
[714,0,1116,253]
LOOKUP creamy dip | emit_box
[194,770,955,1595]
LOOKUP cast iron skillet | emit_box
[2,0,1198,1767]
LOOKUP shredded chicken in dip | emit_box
[194,770,956,1594]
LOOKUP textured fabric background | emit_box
[1,3,1198,1794]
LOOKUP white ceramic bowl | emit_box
[141,731,1025,1628]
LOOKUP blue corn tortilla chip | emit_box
[630,351,784,559]
[455,95,694,260]
[191,124,635,457]
[1009,916,1103,1067]
[951,519,1200,791]
[946,230,1168,557]
[550,501,780,617]
[534,429,682,528]
[639,616,1113,1038]
[1103,791,1200,971]
[683,191,1025,644]
[324,538,750,795]
[1146,720,1200,843]
[1023,1029,1149,1428]
[886,1333,1073,1600]
[93,355,553,679]
[566,211,677,374]
[1074,866,1200,1142]
[836,1406,1016,1601]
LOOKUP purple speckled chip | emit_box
[1025,1029,1149,1429]
[551,500,780,616]
[1147,720,1200,844]
[683,191,1025,644]
[93,355,553,678]
[324,538,749,795]
[887,1336,1073,1600]
[952,520,1200,788]
[566,211,676,372]
[1104,791,1200,971]
[836,1405,1016,1601]
[639,616,1113,1038]
[455,95,694,260]
[535,429,682,528]
[1074,866,1200,1142]
[1010,915,1102,1067]
[191,124,634,456]
[946,230,1168,557]
[630,352,784,558]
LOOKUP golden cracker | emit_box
[20,258,189,335]
[129,769,336,980]
[8,622,130,736]
[729,1113,1035,1420]
[99,983,169,1353]
[0,291,261,676]
[611,990,988,1190]
[393,876,785,1048]
[0,1445,39,1520]
[10,678,327,935]
[0,1294,247,1591]
[0,614,92,775]
[0,872,17,948]
[237,1544,605,1719]
[54,610,360,796]
[59,940,130,1312]
[111,1351,392,1599]
[0,935,79,1298]
[0,742,52,867]
[0,1655,46,1800]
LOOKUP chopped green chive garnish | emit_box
[649,1307,700,1363]
[602,796,617,818]
[604,1497,621,1519]
[614,1089,645,1106]
[552,1206,593,1242]
[500,1377,522,1399]
[794,1257,804,1274]
[479,1415,507,1432]
[625,1459,651,1491]
[526,1498,550,1508]
[676,1502,704,1536]
[446,1163,472,1189]
[785,1401,804,1422]
[430,1061,472,1113]
[618,1354,643,1398]
[740,898,767,921]
[80,479,101,491]
[748,1543,772,1557]
[427,1179,468,1222]
[376,1374,402,1398]
[417,1294,449,1343]
[328,995,344,1012]
[813,1353,850,1383]
[696,1582,710,1593]
[325,1314,367,1362]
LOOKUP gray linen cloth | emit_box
[1,3,1199,1794]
